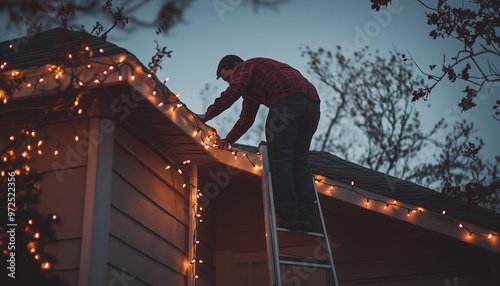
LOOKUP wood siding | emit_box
[109,125,191,286]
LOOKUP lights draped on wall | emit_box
[0,40,261,283]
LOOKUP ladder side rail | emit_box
[312,178,340,286]
[260,143,279,286]
[267,173,283,286]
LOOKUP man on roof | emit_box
[199,55,321,232]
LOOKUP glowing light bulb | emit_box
[442,210,446,215]
[42,262,51,269]
[459,224,463,228]
[130,75,135,80]
[39,78,44,82]
[99,48,104,53]
[34,233,40,239]
[75,135,79,142]
[118,75,123,81]
[54,150,59,156]
[52,215,57,220]
[165,165,171,170]
[158,102,164,107]
[9,136,14,141]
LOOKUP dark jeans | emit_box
[265,93,320,222]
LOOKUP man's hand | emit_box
[219,138,231,150]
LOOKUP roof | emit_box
[0,28,129,72]
[235,144,500,233]
[2,28,499,253]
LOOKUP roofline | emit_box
[314,175,500,254]
[3,49,499,254]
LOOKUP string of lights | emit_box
[1,40,261,281]
[314,177,500,241]
[2,39,498,282]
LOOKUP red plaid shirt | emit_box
[205,57,320,143]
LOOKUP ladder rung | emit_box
[276,227,325,237]
[279,254,331,269]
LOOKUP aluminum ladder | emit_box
[259,142,340,286]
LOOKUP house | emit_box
[1,28,499,286]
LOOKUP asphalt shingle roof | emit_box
[235,144,500,233]
[0,27,129,72]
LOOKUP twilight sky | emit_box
[1,0,498,160]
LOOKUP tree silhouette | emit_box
[404,0,499,115]
[369,0,500,211]
[301,46,446,179]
